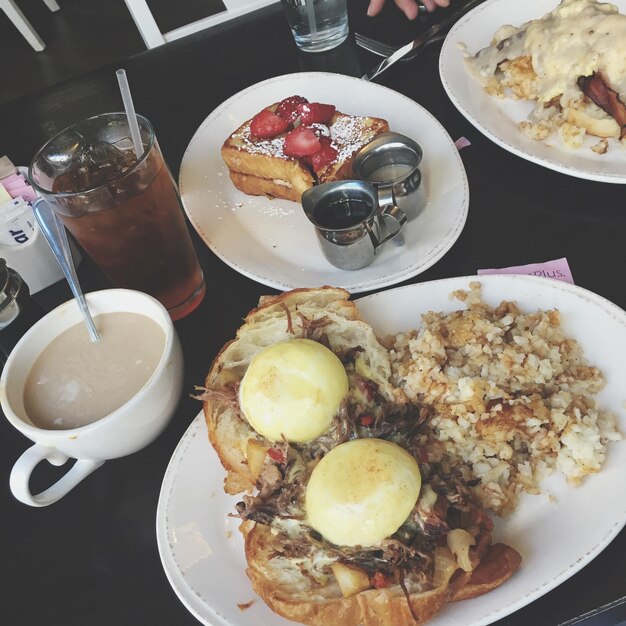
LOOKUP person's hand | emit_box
[367,0,450,20]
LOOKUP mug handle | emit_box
[369,204,407,252]
[10,443,104,507]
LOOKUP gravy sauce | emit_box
[468,0,626,102]
[24,312,165,430]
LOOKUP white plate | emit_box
[179,72,469,293]
[439,0,626,184]
[157,274,626,626]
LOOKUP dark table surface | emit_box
[1,1,625,625]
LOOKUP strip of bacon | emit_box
[577,72,626,140]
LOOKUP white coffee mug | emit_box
[0,289,184,507]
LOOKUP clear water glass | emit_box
[281,0,349,52]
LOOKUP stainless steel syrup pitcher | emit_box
[302,180,406,270]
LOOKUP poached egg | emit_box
[305,438,422,547]
[239,338,348,443]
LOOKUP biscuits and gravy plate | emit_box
[156,274,626,626]
[440,0,626,184]
[178,72,468,294]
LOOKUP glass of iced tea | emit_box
[29,113,205,320]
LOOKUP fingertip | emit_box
[405,4,419,19]
[367,0,383,16]
[398,0,420,19]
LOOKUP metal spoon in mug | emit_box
[32,198,101,342]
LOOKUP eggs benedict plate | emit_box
[197,287,521,626]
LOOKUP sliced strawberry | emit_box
[311,136,338,172]
[295,125,330,167]
[283,126,321,157]
[298,124,330,168]
[249,109,289,139]
[275,95,309,124]
[297,102,336,125]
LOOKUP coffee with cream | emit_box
[24,312,165,430]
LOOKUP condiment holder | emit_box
[302,180,406,270]
[0,165,82,294]
[352,132,425,222]
[301,132,424,270]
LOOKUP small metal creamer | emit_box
[353,131,426,222]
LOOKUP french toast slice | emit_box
[318,112,389,183]
[221,105,315,200]
[227,171,303,203]
[221,104,389,202]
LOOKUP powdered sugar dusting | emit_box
[233,123,289,159]
[309,123,331,138]
[258,204,295,218]
[230,112,381,170]
[330,116,378,163]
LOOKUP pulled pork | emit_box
[236,455,306,525]
[194,383,240,413]
[203,317,488,597]
[235,436,486,592]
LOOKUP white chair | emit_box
[0,0,60,52]
[123,0,279,49]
